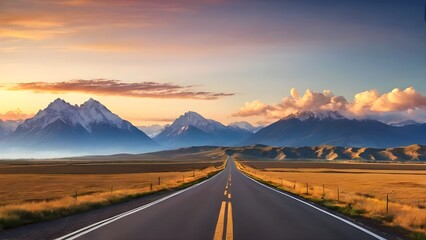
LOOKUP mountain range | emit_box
[1,98,158,157]
[242,111,426,148]
[0,98,425,158]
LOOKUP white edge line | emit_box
[237,167,387,240]
[55,168,225,240]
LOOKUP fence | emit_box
[236,161,426,234]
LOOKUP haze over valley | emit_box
[1,98,425,159]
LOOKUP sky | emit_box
[1,0,425,126]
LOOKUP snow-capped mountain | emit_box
[228,121,263,133]
[155,111,252,148]
[242,111,426,148]
[168,111,226,133]
[3,98,158,156]
[17,98,133,133]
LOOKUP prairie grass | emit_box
[235,161,426,238]
[0,161,225,230]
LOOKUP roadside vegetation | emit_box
[235,160,426,240]
[0,160,225,230]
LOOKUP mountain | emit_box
[227,144,426,161]
[242,111,426,148]
[0,120,21,139]
[138,124,165,138]
[155,111,252,148]
[2,98,158,156]
[228,121,263,133]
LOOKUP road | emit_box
[57,158,385,240]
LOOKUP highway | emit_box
[57,158,385,240]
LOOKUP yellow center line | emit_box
[226,202,233,240]
[228,193,231,199]
[224,190,227,196]
[213,201,227,240]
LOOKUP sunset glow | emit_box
[1,0,425,126]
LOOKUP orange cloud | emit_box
[8,79,234,100]
[0,28,68,40]
[7,19,63,28]
[0,15,70,40]
[232,100,274,117]
[370,87,426,112]
[233,87,426,123]
[0,109,34,121]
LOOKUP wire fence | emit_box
[236,161,426,234]
[0,164,226,207]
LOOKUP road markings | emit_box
[214,173,233,240]
[56,168,225,240]
[238,168,386,240]
[213,201,227,240]
[226,202,233,240]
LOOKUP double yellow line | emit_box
[214,176,233,240]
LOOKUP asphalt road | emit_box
[57,158,386,240]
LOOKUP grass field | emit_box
[236,160,426,239]
[0,158,225,230]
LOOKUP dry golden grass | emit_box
[0,160,225,230]
[235,161,426,237]
[0,171,210,205]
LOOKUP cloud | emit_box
[352,87,426,114]
[233,87,426,123]
[0,109,34,121]
[0,28,69,40]
[232,100,274,117]
[8,79,234,100]
[0,0,221,41]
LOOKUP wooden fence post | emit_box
[322,184,325,198]
[386,193,389,214]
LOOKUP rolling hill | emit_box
[228,144,426,161]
